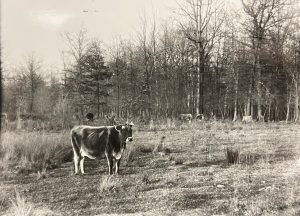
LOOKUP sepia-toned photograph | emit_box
[1,0,300,215]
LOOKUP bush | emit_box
[122,145,136,166]
[226,148,240,164]
[98,176,122,194]
[5,189,55,216]
[0,131,71,173]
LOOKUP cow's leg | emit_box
[105,153,113,175]
[80,157,85,174]
[71,133,81,174]
[115,159,121,174]
[73,153,80,174]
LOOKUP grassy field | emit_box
[0,121,300,215]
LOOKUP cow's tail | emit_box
[71,130,80,157]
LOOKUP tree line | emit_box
[2,0,300,127]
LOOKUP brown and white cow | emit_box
[70,122,134,175]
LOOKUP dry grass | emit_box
[4,189,56,216]
[97,176,123,194]
[226,148,240,164]
[0,131,71,173]
[0,122,300,215]
[122,144,136,166]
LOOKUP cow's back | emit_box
[71,125,109,157]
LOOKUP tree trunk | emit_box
[294,81,299,122]
[233,66,239,121]
[198,47,205,115]
[196,46,201,115]
[246,82,252,116]
[16,105,22,130]
[256,56,263,121]
[117,61,120,118]
[286,91,291,123]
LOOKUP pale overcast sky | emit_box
[1,0,179,72]
[1,0,242,75]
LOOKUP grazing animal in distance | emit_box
[196,114,205,121]
[179,113,193,123]
[86,113,94,121]
[242,115,253,122]
[70,122,134,175]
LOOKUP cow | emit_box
[70,122,134,175]
[179,113,193,123]
[196,114,205,121]
[242,115,253,123]
[86,113,94,121]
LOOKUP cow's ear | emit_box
[115,125,122,131]
[129,122,134,127]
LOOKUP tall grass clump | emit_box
[0,131,71,173]
[122,144,137,166]
[5,189,55,216]
[98,176,122,194]
[7,189,33,216]
[226,147,240,164]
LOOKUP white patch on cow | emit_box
[122,126,125,129]
[126,137,133,142]
[80,148,96,160]
[74,155,80,174]
[113,149,124,160]
[80,158,85,174]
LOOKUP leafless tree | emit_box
[21,53,42,114]
[242,0,291,121]
[175,0,224,115]
[63,28,89,116]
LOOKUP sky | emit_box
[1,0,179,76]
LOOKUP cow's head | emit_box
[115,122,134,148]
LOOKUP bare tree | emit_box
[63,29,89,116]
[241,0,290,121]
[21,53,42,114]
[286,22,300,122]
[175,0,224,115]
[136,13,152,119]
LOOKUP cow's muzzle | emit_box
[126,137,133,142]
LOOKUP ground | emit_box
[1,122,300,215]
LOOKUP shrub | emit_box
[153,136,166,153]
[226,148,240,164]
[5,189,55,216]
[98,176,121,194]
[174,158,184,165]
[122,145,136,166]
[137,145,153,153]
[0,131,70,173]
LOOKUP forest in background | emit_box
[2,0,300,129]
